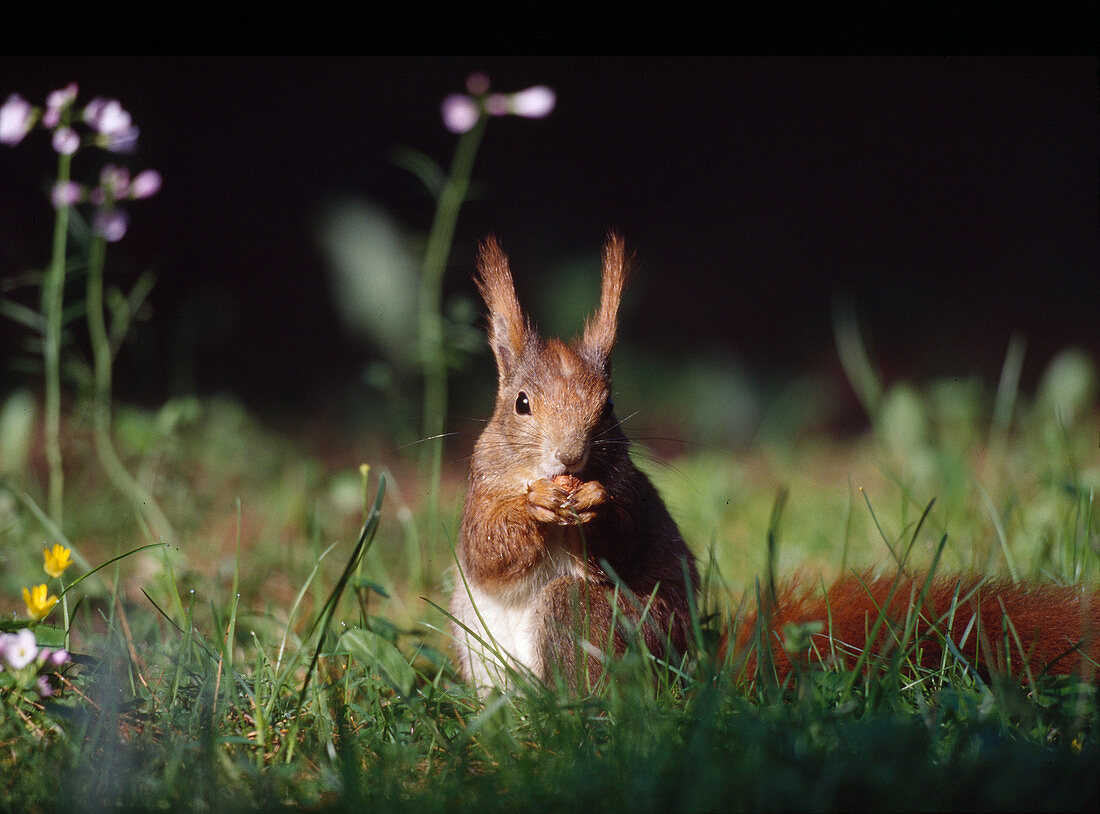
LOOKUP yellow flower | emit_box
[23,584,59,621]
[43,543,74,578]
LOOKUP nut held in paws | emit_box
[553,474,584,494]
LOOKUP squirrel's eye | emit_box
[515,391,531,415]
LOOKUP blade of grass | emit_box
[976,479,1019,581]
[284,474,386,762]
[841,499,935,694]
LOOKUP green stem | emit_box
[43,151,72,528]
[87,234,112,404]
[417,115,487,541]
[58,573,70,651]
[86,231,174,543]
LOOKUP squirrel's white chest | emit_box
[453,530,584,687]
[458,584,543,686]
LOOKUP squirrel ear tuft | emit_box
[581,234,628,366]
[476,236,530,379]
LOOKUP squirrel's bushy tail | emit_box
[722,574,1100,683]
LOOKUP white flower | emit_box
[0,93,35,147]
[52,126,80,155]
[508,85,556,119]
[84,96,140,153]
[0,628,38,671]
[84,97,131,137]
[441,94,481,134]
[104,125,139,154]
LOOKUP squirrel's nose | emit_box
[555,444,588,473]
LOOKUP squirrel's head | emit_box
[475,235,628,483]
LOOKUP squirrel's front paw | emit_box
[527,476,607,525]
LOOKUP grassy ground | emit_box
[1,352,1098,812]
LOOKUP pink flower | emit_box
[129,169,162,199]
[47,648,71,668]
[52,126,80,155]
[51,181,85,208]
[35,674,54,698]
[36,647,70,668]
[0,93,35,147]
[441,94,481,134]
[42,82,78,128]
[93,207,129,242]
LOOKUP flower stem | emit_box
[58,574,70,650]
[417,115,487,543]
[85,232,174,543]
[43,151,72,528]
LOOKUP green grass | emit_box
[1,352,1099,812]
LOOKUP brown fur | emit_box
[723,573,1100,683]
[451,235,698,690]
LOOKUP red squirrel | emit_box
[450,235,699,689]
[450,235,1099,690]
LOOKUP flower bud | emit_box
[99,164,131,198]
[35,675,54,698]
[130,169,162,199]
[51,181,84,209]
[52,126,80,155]
[441,94,480,134]
[465,72,491,96]
[43,82,78,128]
[93,208,129,242]
[0,93,35,147]
[484,93,510,117]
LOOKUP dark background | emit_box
[1,56,1096,427]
